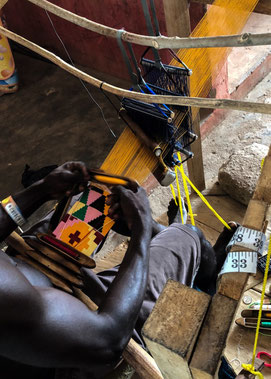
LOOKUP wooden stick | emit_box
[73,288,163,379]
[26,238,82,275]
[5,231,33,255]
[26,0,271,50]
[24,249,83,287]
[1,26,271,116]
[5,232,83,287]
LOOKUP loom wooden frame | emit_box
[1,0,271,377]
[0,24,271,115]
[20,0,271,50]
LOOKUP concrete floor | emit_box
[1,50,128,197]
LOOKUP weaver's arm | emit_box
[0,162,89,241]
[0,184,152,377]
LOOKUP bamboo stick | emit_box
[26,0,271,50]
[1,25,271,116]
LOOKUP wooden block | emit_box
[190,293,237,375]
[253,156,271,203]
[218,273,249,301]
[142,280,210,379]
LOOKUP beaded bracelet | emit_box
[1,195,26,227]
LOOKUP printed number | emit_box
[253,238,263,250]
[240,259,247,268]
[236,234,243,243]
[232,259,238,268]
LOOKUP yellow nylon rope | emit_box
[174,169,184,224]
[177,153,195,225]
[241,236,271,378]
[183,172,231,230]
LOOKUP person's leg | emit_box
[167,197,188,225]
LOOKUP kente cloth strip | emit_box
[53,186,114,257]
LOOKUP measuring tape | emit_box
[219,251,258,275]
[219,226,266,275]
[226,226,265,255]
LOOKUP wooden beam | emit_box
[142,280,211,379]
[2,26,270,115]
[163,0,191,38]
[190,293,237,375]
[187,113,206,191]
[22,0,271,49]
[253,156,271,203]
[190,0,271,16]
[163,0,206,191]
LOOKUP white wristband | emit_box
[1,196,26,227]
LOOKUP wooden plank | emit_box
[190,0,271,15]
[142,280,210,379]
[163,0,206,191]
[253,156,271,203]
[190,293,237,375]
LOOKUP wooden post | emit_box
[163,0,206,191]
[142,280,211,379]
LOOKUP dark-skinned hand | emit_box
[42,161,90,200]
[106,184,152,232]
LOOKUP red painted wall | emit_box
[3,1,207,80]
[4,0,170,80]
